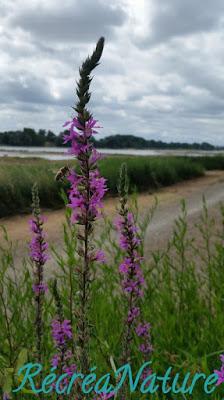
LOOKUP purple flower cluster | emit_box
[136,322,153,356]
[63,117,100,154]
[51,349,76,375]
[51,319,72,347]
[115,213,145,299]
[32,282,48,295]
[115,207,152,366]
[29,216,49,300]
[127,306,140,323]
[116,212,141,250]
[51,319,76,388]
[63,114,108,373]
[29,185,49,370]
[119,255,144,297]
[214,354,224,385]
[29,217,49,267]
[63,116,107,225]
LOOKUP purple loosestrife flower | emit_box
[63,37,106,376]
[64,115,107,375]
[29,184,48,375]
[115,208,146,363]
[116,163,153,384]
[214,354,224,385]
[52,319,72,346]
[115,213,141,250]
[94,250,106,263]
[136,322,153,356]
[51,280,77,394]
[136,322,151,337]
[51,318,73,368]
[32,282,48,295]
[215,367,224,386]
[127,306,140,323]
[29,217,49,266]
[29,214,49,297]
[64,117,107,225]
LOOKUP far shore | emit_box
[0,145,224,161]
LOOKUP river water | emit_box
[0,145,223,160]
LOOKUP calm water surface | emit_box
[0,146,223,160]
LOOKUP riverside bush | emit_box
[3,154,224,218]
[0,156,205,217]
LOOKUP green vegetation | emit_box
[190,155,224,170]
[1,198,224,398]
[99,156,204,193]
[94,134,219,150]
[2,153,224,218]
[1,154,224,218]
[0,155,206,217]
[0,128,63,147]
[0,159,64,217]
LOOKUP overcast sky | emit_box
[1,0,224,144]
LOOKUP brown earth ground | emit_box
[1,170,224,269]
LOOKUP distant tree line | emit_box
[0,128,64,147]
[0,129,222,150]
[92,135,220,150]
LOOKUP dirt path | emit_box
[1,171,224,265]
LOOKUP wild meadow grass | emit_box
[0,154,214,217]
[1,154,224,217]
[1,196,224,398]
[190,154,224,170]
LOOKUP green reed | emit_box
[0,155,206,217]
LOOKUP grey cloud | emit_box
[0,74,55,105]
[179,65,224,100]
[136,0,224,47]
[9,0,126,43]
[180,92,224,118]
[137,40,224,112]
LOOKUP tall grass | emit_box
[0,161,63,216]
[190,155,224,170]
[0,154,223,218]
[0,156,206,217]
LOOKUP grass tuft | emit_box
[1,154,224,217]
